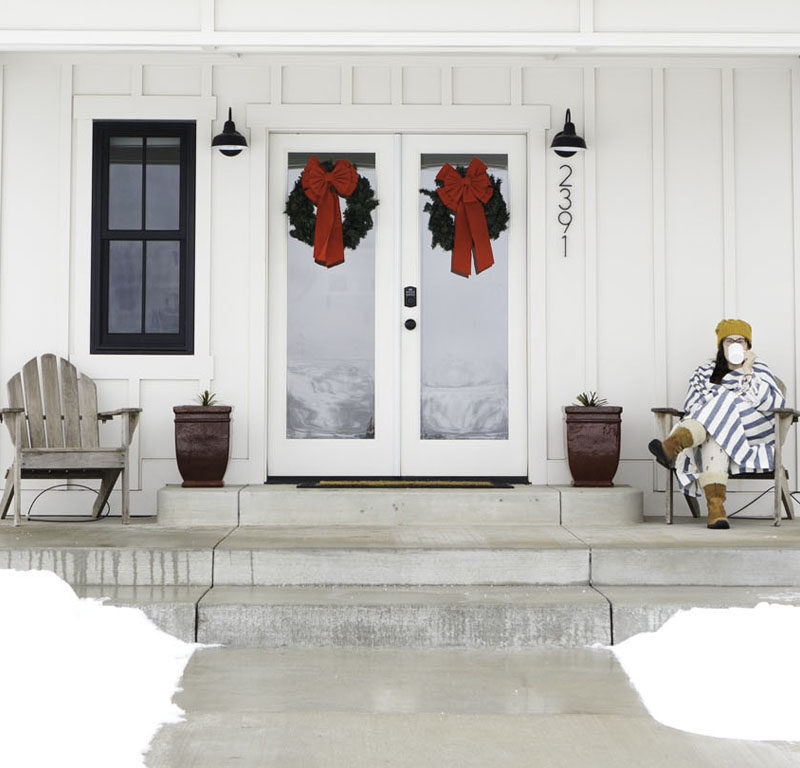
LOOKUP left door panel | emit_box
[267,134,397,477]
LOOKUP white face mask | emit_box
[726,342,745,365]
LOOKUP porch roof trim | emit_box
[1,31,800,57]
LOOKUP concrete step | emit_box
[0,521,229,586]
[6,516,800,650]
[196,585,611,648]
[597,585,800,643]
[156,484,644,528]
[212,525,590,586]
[63,583,800,649]
[73,585,207,643]
[574,519,800,586]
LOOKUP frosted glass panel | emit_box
[420,153,509,440]
[145,137,180,230]
[145,241,180,333]
[108,137,142,230]
[286,152,376,439]
[108,240,142,333]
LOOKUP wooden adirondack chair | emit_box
[651,378,800,526]
[0,355,141,525]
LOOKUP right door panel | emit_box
[400,134,528,477]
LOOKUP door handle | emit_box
[404,319,417,331]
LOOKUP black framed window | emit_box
[91,121,195,354]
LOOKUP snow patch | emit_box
[611,603,800,741]
[0,569,201,767]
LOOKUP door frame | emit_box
[247,103,551,483]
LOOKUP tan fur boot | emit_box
[703,483,730,530]
[661,427,695,463]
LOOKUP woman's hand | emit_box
[741,348,756,374]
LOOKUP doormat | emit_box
[296,479,515,489]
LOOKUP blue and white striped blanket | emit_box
[675,359,786,494]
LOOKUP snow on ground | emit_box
[0,569,201,768]
[611,603,800,741]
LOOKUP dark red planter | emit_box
[564,406,622,487]
[173,405,232,487]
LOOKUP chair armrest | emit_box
[98,408,141,447]
[651,408,685,417]
[97,408,143,423]
[768,407,800,424]
[0,407,24,422]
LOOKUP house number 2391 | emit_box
[558,164,573,258]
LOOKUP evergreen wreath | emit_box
[285,161,379,250]
[420,167,509,252]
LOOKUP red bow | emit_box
[301,156,359,268]
[436,158,495,277]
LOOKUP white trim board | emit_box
[6,30,800,54]
[70,94,216,380]
[249,102,550,483]
[247,104,550,133]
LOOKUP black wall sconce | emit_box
[212,107,248,157]
[550,109,586,158]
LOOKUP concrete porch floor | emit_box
[145,645,800,767]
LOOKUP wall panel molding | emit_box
[582,64,598,390]
[792,62,800,486]
[721,67,737,316]
[651,67,667,425]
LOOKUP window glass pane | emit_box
[419,153,509,440]
[108,241,143,333]
[285,152,376,439]
[145,137,181,230]
[145,241,180,333]
[108,137,142,230]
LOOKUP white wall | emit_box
[0,52,798,518]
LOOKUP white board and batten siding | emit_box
[0,42,799,515]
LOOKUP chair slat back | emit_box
[41,354,64,448]
[7,373,29,448]
[78,374,99,448]
[60,358,82,448]
[21,358,46,448]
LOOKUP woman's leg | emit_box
[651,418,707,465]
[699,436,730,530]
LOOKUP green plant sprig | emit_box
[197,390,217,407]
[575,391,608,407]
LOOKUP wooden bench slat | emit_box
[60,358,81,448]
[78,375,99,448]
[41,354,64,448]
[22,358,46,448]
[21,449,125,471]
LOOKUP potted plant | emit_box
[564,392,622,487]
[173,391,232,487]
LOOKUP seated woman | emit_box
[648,319,785,529]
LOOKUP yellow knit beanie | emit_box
[715,319,752,347]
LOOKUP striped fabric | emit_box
[675,359,785,494]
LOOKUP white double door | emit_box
[267,133,527,477]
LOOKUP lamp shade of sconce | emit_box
[550,109,587,158]
[211,107,248,157]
